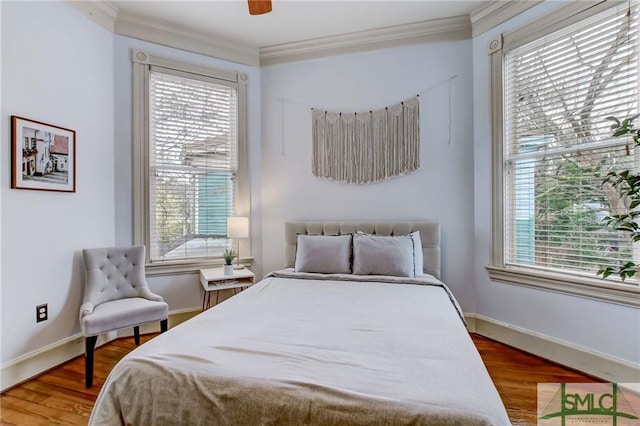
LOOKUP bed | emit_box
[89,222,510,426]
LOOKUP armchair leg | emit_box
[160,319,168,333]
[85,335,98,388]
[134,326,140,345]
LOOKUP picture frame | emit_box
[11,116,76,193]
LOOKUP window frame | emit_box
[488,1,640,307]
[132,49,250,275]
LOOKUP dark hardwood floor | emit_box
[471,334,607,425]
[0,333,615,425]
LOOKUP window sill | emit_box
[485,265,640,308]
[145,257,253,276]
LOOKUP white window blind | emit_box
[148,67,238,262]
[503,2,640,278]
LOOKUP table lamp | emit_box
[227,217,249,269]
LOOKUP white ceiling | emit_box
[111,0,489,48]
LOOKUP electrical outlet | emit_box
[36,304,48,323]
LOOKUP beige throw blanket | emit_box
[90,273,510,426]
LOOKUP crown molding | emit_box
[259,15,471,66]
[67,2,473,67]
[115,12,260,67]
[65,0,118,33]
[470,0,543,37]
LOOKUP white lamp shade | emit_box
[227,217,249,238]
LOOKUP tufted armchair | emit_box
[80,245,168,388]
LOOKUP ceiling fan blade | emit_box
[248,0,272,15]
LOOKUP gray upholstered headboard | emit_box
[284,221,441,279]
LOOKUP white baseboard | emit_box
[0,331,116,393]
[465,313,640,384]
[0,308,201,393]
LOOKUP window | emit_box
[488,1,640,306]
[132,50,249,274]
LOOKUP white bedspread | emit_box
[90,272,510,425]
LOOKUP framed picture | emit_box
[11,116,76,193]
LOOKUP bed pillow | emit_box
[353,231,424,276]
[352,233,415,277]
[411,231,424,276]
[294,234,352,274]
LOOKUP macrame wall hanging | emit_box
[311,96,419,184]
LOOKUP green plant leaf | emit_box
[605,116,621,126]
[598,114,640,281]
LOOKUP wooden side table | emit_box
[199,267,255,310]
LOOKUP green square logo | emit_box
[538,383,640,425]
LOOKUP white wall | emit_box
[472,2,640,365]
[0,0,4,367]
[2,0,635,382]
[0,1,115,363]
[113,35,263,310]
[0,0,3,368]
[261,42,477,311]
